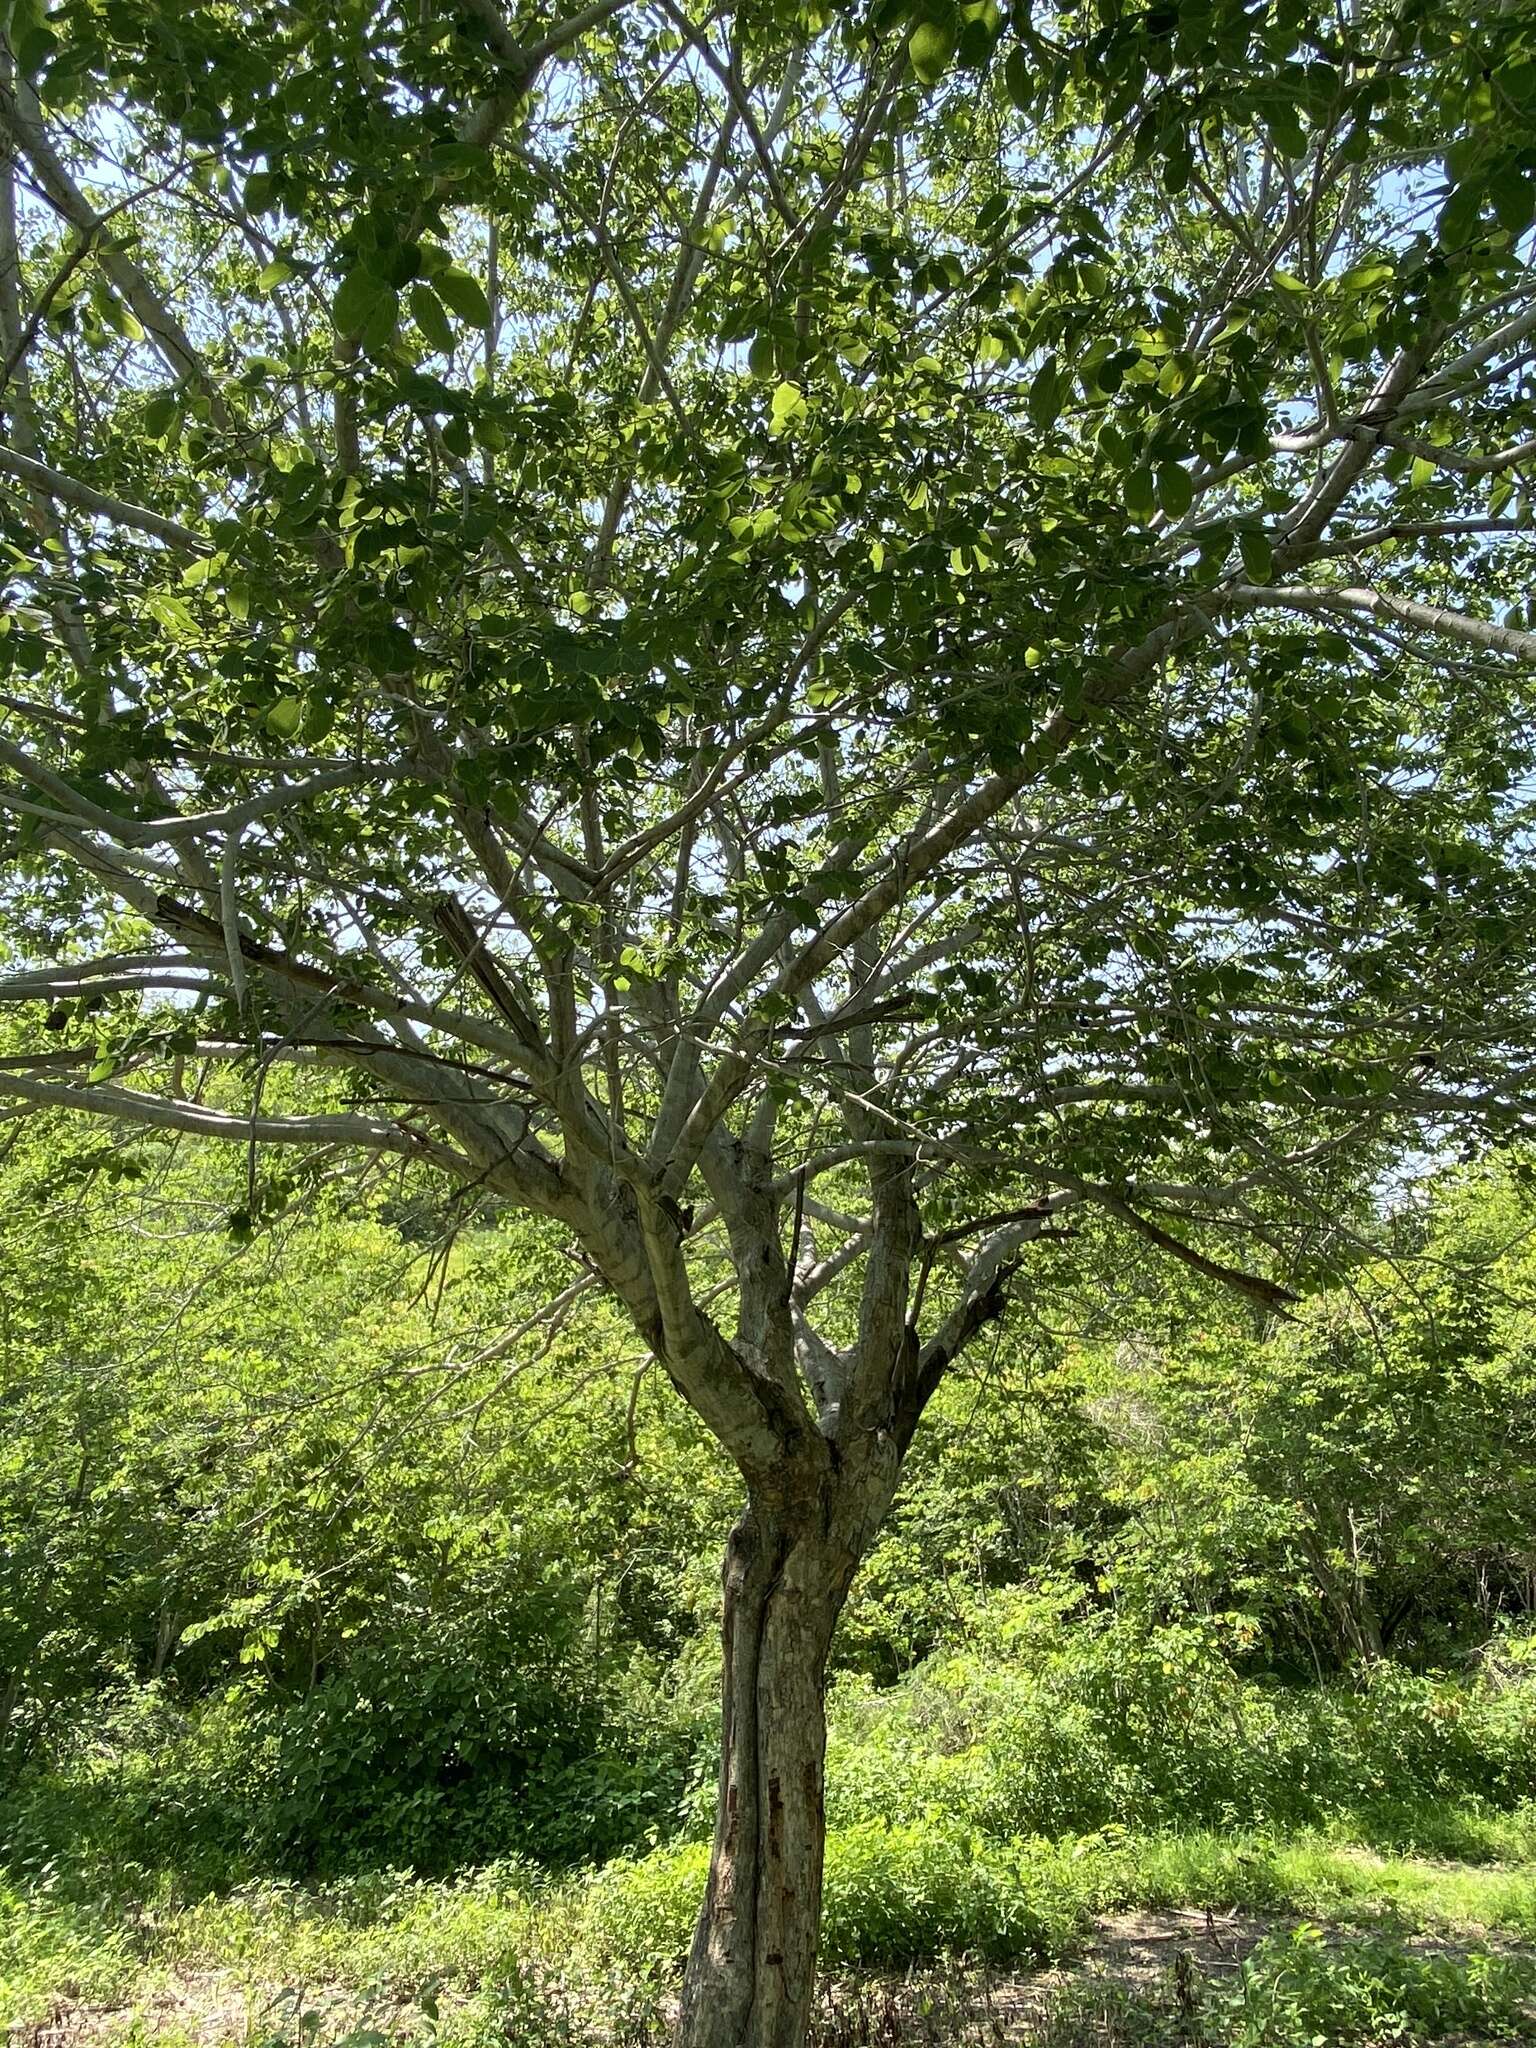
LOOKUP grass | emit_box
[1206,1925,1536,2045]
[7,1824,1536,2042]
[1098,1828,1536,1937]
[0,1878,138,2014]
[8,1646,1536,2041]
[159,1862,549,1985]
[570,1817,1536,1977]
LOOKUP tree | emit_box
[0,1106,706,1875]
[1097,1159,1536,1669]
[3,0,1536,2035]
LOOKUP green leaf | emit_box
[1438,179,1484,249]
[1027,358,1063,429]
[1239,529,1273,583]
[1157,462,1193,519]
[1266,108,1307,161]
[976,191,1009,239]
[1338,259,1393,294]
[333,265,388,334]
[1124,466,1155,521]
[94,284,145,341]
[908,19,956,85]
[1003,45,1032,112]
[9,0,55,75]
[360,285,400,352]
[144,590,198,637]
[257,258,297,293]
[142,390,178,439]
[302,698,335,744]
[434,267,492,327]
[409,282,455,354]
[768,382,807,435]
[1490,162,1536,236]
[180,551,226,588]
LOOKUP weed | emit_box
[1212,1925,1536,2043]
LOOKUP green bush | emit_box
[578,1822,1090,1974]
[823,1624,1536,1848]
[818,1824,1086,1966]
[1214,1925,1536,2043]
[251,1635,678,1876]
[2,1662,694,1901]
[578,1838,711,1970]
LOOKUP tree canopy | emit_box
[4,0,1536,2039]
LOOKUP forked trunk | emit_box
[676,1495,865,2048]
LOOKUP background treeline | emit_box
[3,1102,1535,1895]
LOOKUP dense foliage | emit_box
[10,0,1536,2029]
[4,1132,1534,1894]
[5,3,1536,2037]
[0,1114,726,1878]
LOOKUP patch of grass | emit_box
[1026,1937,1536,2048]
[1103,1830,1536,1939]
[1332,1796,1536,1866]
[579,1824,1094,1974]
[816,1825,1085,1967]
[7,1825,1536,2043]
[159,1863,548,1989]
[1210,1924,1536,2043]
[576,1823,1536,1978]
[0,1879,139,2026]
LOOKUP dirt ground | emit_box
[808,1911,1536,2045]
[809,1911,1274,2045]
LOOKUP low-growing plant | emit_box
[1213,1925,1536,2044]
[0,1878,138,2024]
[823,1630,1536,1851]
[580,1822,1094,1975]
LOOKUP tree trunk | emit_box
[676,1489,870,2048]
[1298,1524,1384,1666]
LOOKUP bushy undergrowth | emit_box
[1,1663,696,1899]
[1212,1925,1536,2044]
[8,1619,1534,1927]
[576,1820,1536,1982]
[579,1828,1091,1975]
[822,1621,1536,1848]
[1034,1932,1536,2048]
[558,1626,1536,1981]
[12,1857,1536,2045]
[0,1879,136,2016]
